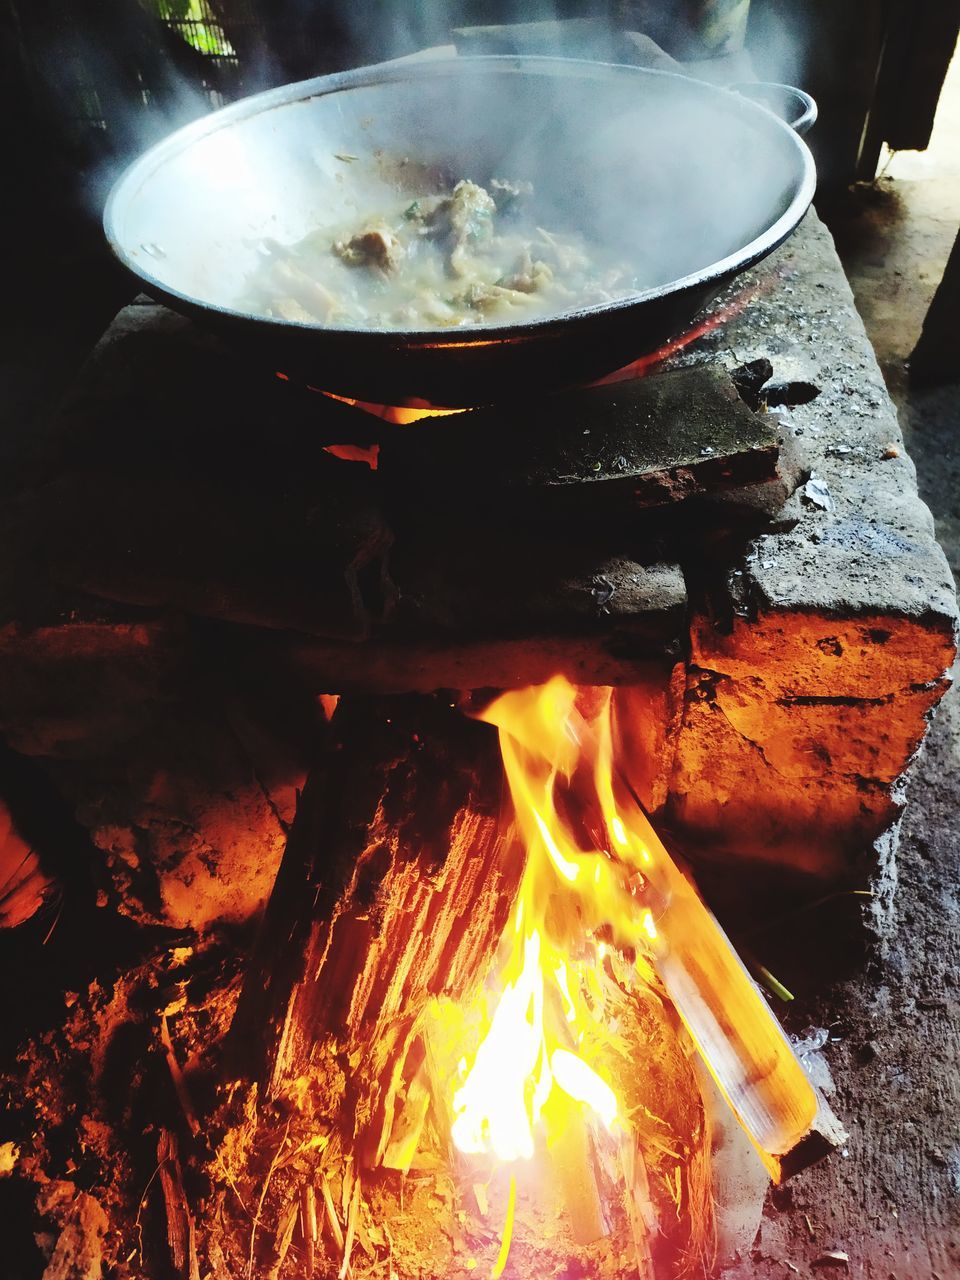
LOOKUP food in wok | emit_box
[240,174,639,330]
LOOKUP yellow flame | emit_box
[490,1175,517,1280]
[449,681,634,1169]
[447,673,817,1197]
[321,389,464,424]
[550,1049,618,1130]
[431,671,817,1280]
[532,808,580,883]
[554,965,577,1024]
[451,930,550,1162]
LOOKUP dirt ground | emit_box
[722,46,960,1280]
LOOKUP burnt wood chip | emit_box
[730,357,774,410]
[812,1250,850,1268]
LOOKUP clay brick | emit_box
[668,692,900,879]
[713,681,939,782]
[671,593,956,879]
[690,610,956,699]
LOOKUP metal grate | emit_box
[153,0,237,62]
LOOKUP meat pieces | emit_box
[245,171,636,329]
[334,226,405,273]
[448,180,497,277]
[499,246,554,294]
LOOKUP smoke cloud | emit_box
[105,49,812,323]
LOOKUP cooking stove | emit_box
[2,209,954,893]
[0,203,956,1280]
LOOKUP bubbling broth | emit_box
[240,175,639,330]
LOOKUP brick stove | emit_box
[2,211,954,922]
[0,209,956,1279]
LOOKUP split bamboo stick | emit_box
[567,707,819,1176]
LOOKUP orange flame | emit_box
[447,677,816,1185]
[448,681,631,1169]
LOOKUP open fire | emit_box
[420,677,818,1277]
[2,673,837,1280]
[291,282,763,444]
[2,171,954,1280]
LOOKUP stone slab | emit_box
[379,365,783,514]
[667,211,958,635]
[655,210,958,884]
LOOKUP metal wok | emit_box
[104,57,817,407]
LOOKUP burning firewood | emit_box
[157,1129,200,1280]
[213,679,819,1278]
[1,676,843,1280]
[227,692,513,1145]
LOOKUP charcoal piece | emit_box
[730,357,774,410]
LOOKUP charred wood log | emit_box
[227,693,521,1166]
[273,632,683,698]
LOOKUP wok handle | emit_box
[729,82,818,136]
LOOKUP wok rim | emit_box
[103,54,817,345]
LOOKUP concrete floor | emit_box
[729,44,960,1280]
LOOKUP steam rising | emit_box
[106,54,811,332]
[11,0,814,293]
